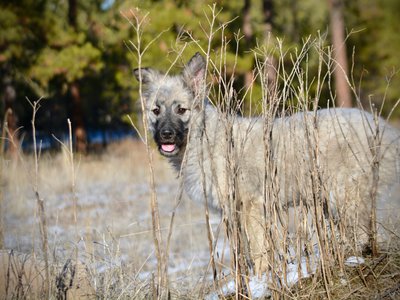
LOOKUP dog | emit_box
[134,52,400,274]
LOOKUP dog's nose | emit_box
[160,129,174,140]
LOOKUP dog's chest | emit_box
[180,154,221,212]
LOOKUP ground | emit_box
[2,139,222,298]
[1,139,399,299]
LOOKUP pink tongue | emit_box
[161,144,175,152]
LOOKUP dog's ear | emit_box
[183,52,206,97]
[133,68,161,84]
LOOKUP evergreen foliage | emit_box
[0,0,399,149]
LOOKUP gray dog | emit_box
[134,52,400,274]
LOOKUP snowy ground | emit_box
[1,139,374,298]
[3,139,222,295]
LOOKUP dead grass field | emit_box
[1,138,225,299]
[1,138,400,299]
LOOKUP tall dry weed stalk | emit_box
[186,6,235,296]
[27,97,51,297]
[53,117,81,269]
[123,8,169,298]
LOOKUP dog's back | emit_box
[186,106,400,242]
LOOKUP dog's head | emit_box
[134,52,206,157]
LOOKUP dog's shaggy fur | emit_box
[135,53,400,274]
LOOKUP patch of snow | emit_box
[286,257,314,285]
[344,256,365,267]
[206,256,315,300]
[248,274,270,298]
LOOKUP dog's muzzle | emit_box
[156,127,180,157]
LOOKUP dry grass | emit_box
[1,139,399,299]
[292,250,400,299]
[1,139,222,299]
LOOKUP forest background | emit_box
[1,1,400,298]
[1,0,400,154]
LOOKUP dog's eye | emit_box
[152,107,160,116]
[177,107,187,115]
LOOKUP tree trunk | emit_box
[68,0,77,29]
[68,0,87,153]
[2,75,19,159]
[242,0,252,45]
[242,0,255,114]
[70,82,87,154]
[262,0,273,33]
[262,0,277,102]
[328,0,352,107]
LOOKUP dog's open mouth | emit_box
[161,144,175,152]
[159,144,179,156]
